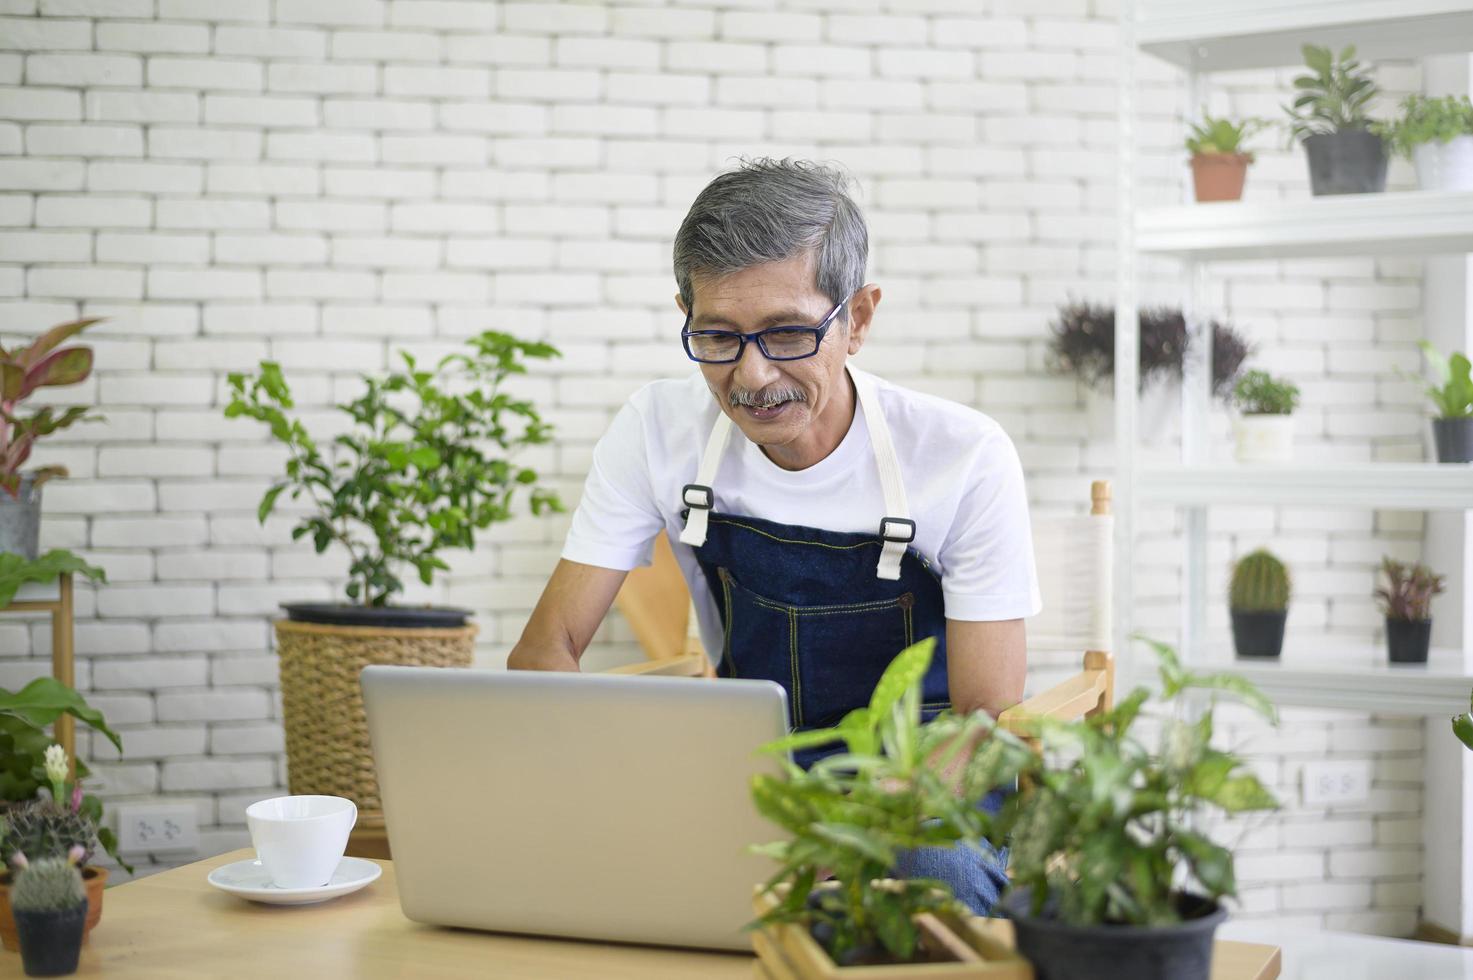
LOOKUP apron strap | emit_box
[678,408,733,548]
[853,371,912,581]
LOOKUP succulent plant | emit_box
[1230,550,1291,613]
[1185,114,1268,158]
[1233,369,1301,416]
[1375,557,1445,622]
[1,800,98,870]
[10,857,86,913]
[0,318,103,496]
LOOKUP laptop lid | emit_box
[361,666,789,952]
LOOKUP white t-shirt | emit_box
[561,366,1042,661]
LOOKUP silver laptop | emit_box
[361,666,789,951]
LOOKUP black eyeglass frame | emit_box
[679,291,854,364]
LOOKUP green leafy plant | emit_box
[1185,114,1267,158]
[1230,549,1291,613]
[749,638,1034,965]
[225,331,564,607]
[0,319,103,497]
[8,856,85,913]
[0,551,105,609]
[1284,44,1381,143]
[1232,370,1300,416]
[1455,690,1473,751]
[1378,94,1473,158]
[1375,557,1445,622]
[998,638,1278,927]
[0,680,127,871]
[1413,341,1473,419]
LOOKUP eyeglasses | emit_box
[680,293,853,364]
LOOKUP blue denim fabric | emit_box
[891,788,1011,916]
[690,508,1009,915]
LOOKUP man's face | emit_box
[682,254,864,459]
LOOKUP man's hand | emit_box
[505,559,628,672]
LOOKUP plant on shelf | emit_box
[1228,550,1291,659]
[1412,340,1473,463]
[747,637,1034,972]
[224,330,564,819]
[1185,114,1268,202]
[1378,94,1473,191]
[993,637,1277,980]
[1230,370,1301,464]
[1284,44,1387,196]
[1046,300,1251,396]
[0,319,103,560]
[1375,557,1445,665]
[1456,691,1473,752]
[8,855,87,977]
[0,551,105,609]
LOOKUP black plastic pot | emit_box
[280,602,469,629]
[1230,609,1286,659]
[1003,890,1226,980]
[1432,418,1473,464]
[1303,131,1388,196]
[1386,617,1432,664]
[15,902,86,977]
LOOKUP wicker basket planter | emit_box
[274,613,476,819]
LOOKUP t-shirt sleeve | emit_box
[938,427,1042,622]
[559,399,665,572]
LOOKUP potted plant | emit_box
[1046,301,1250,441]
[8,856,86,977]
[994,638,1279,980]
[1185,114,1267,202]
[224,331,563,816]
[0,319,102,559]
[1284,44,1386,195]
[0,741,127,951]
[1231,369,1300,463]
[1380,94,1473,191]
[747,637,1035,975]
[1375,557,1445,664]
[1229,550,1291,659]
[1412,341,1473,463]
[1455,691,1473,750]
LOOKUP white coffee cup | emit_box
[245,795,357,889]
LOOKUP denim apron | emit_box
[676,370,1008,915]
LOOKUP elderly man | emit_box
[508,158,1039,913]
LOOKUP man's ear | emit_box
[846,284,881,356]
[674,292,688,316]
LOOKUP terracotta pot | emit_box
[1190,153,1251,202]
[0,866,106,952]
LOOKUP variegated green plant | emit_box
[0,318,103,496]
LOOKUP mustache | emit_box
[729,386,807,410]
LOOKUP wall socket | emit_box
[115,804,200,855]
[1301,760,1372,807]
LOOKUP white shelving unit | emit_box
[1117,3,1473,713]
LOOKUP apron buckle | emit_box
[879,517,916,544]
[682,483,714,510]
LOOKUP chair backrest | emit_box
[610,534,711,677]
[1027,480,1113,654]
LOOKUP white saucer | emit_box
[207,856,381,905]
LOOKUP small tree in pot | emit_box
[1380,94,1473,191]
[1411,341,1473,463]
[1231,370,1300,463]
[0,319,102,559]
[225,330,563,823]
[1229,550,1291,659]
[1284,44,1386,196]
[1185,114,1267,202]
[1375,557,1445,664]
[8,856,86,977]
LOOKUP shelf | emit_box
[1139,462,1473,510]
[1137,190,1473,261]
[1190,641,1472,716]
[1138,0,1473,71]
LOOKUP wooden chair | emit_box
[607,482,1116,731]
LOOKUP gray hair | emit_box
[673,158,868,322]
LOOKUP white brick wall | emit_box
[0,0,1428,933]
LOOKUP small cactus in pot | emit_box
[10,857,87,977]
[1229,549,1290,659]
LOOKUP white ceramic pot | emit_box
[1414,136,1473,191]
[1233,414,1294,463]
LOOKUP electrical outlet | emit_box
[1301,760,1372,807]
[115,804,199,855]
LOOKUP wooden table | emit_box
[64,850,1280,979]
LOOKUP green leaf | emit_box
[1453,712,1473,751]
[1208,774,1278,813]
[0,549,106,609]
[1177,830,1235,897]
[257,484,286,524]
[810,822,895,865]
[0,675,122,753]
[868,637,935,721]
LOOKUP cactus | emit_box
[0,800,97,870]
[1230,549,1291,612]
[10,858,85,913]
